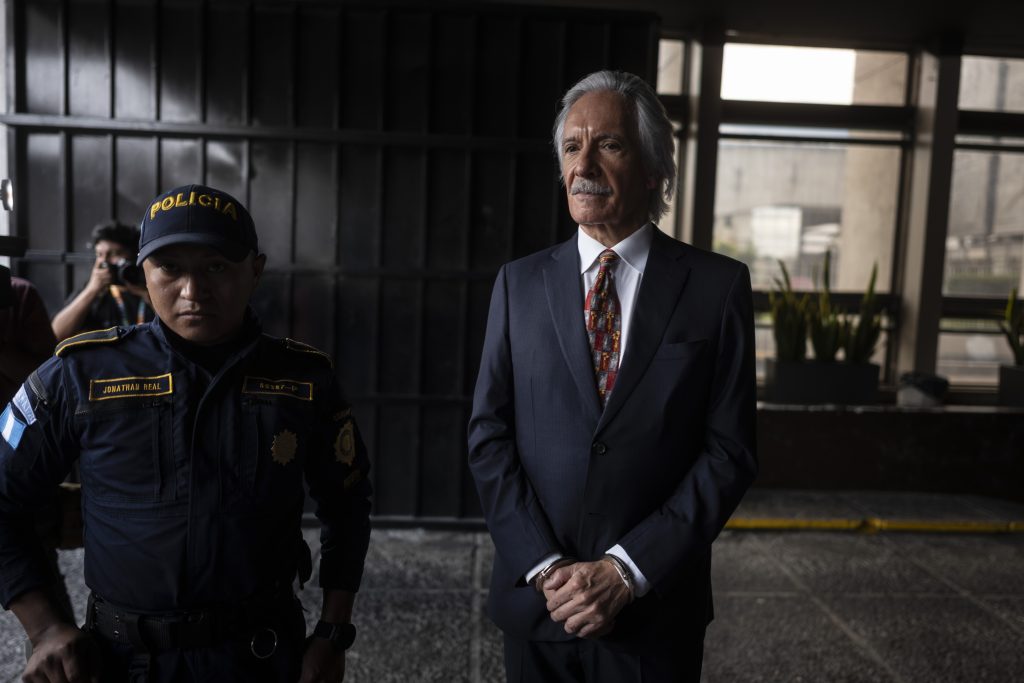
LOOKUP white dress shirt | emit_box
[578,223,652,361]
[525,223,655,597]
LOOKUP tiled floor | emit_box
[2,490,1023,682]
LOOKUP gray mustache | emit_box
[571,179,612,196]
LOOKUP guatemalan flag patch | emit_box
[1,404,27,450]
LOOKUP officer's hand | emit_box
[545,560,631,639]
[300,636,345,682]
[85,258,113,296]
[22,622,100,683]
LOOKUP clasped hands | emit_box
[535,559,633,639]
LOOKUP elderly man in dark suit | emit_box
[468,70,758,682]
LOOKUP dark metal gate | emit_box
[3,0,658,523]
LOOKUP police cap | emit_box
[138,184,258,263]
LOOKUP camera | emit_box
[101,258,145,287]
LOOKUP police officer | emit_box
[0,184,372,682]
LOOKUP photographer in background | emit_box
[51,221,154,341]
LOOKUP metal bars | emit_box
[4,0,659,520]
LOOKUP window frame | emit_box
[940,91,1024,387]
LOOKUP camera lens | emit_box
[109,259,145,287]
[121,263,145,286]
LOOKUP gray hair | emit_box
[553,70,676,223]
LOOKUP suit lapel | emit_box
[596,230,691,433]
[543,237,603,421]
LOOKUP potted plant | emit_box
[809,251,842,362]
[765,259,811,403]
[835,261,882,403]
[768,260,809,362]
[997,287,1024,406]
[766,254,881,404]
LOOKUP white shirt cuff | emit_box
[606,544,651,597]
[525,553,563,584]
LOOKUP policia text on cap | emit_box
[0,184,372,683]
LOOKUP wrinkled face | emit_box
[143,244,265,346]
[94,239,134,265]
[560,90,654,234]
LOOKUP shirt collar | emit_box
[577,223,654,274]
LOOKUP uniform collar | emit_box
[152,308,263,373]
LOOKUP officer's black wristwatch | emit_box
[312,620,357,652]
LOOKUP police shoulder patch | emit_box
[282,338,334,369]
[55,327,123,358]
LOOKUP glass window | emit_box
[755,316,772,381]
[721,44,907,106]
[658,126,683,239]
[721,124,903,143]
[657,39,685,95]
[943,150,1024,297]
[937,320,1015,386]
[956,133,1024,147]
[713,138,900,293]
[959,56,1024,113]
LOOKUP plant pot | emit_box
[997,365,1024,407]
[766,359,880,405]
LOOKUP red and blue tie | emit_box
[585,250,621,406]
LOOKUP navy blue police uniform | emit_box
[0,312,372,681]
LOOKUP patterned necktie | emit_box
[585,250,621,406]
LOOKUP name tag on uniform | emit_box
[13,386,37,425]
[89,373,174,401]
[242,376,314,401]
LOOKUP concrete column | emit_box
[836,52,906,292]
[895,50,960,375]
[684,36,723,251]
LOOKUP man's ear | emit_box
[252,253,267,283]
[646,174,658,191]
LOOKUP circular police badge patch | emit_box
[271,430,297,465]
[334,422,356,465]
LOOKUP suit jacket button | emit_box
[591,442,607,455]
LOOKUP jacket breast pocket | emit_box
[241,398,312,503]
[76,398,174,505]
[653,338,708,361]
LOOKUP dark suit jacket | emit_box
[468,228,757,652]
